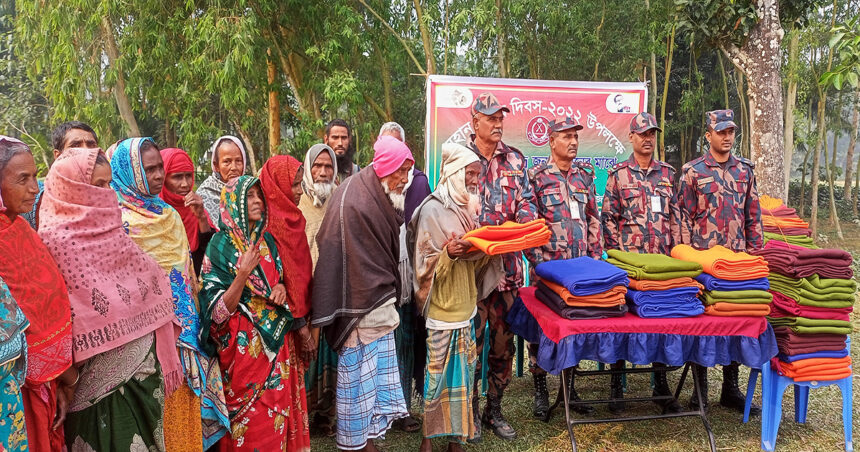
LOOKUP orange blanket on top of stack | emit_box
[628,277,703,292]
[775,356,853,382]
[462,219,551,255]
[670,244,769,280]
[540,279,626,307]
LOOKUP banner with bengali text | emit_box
[424,75,648,204]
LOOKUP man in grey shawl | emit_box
[408,142,503,452]
[311,134,413,452]
[196,135,247,225]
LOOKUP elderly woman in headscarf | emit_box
[159,147,215,275]
[0,136,75,452]
[408,142,503,452]
[258,155,315,450]
[110,137,230,451]
[38,147,183,451]
[197,136,247,226]
[0,183,30,452]
[198,175,300,451]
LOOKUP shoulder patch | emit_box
[575,160,595,174]
[657,160,676,171]
[738,157,755,169]
[528,163,548,179]
[609,160,629,174]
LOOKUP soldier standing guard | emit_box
[601,112,683,414]
[525,117,601,421]
[677,109,763,415]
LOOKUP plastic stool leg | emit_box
[481,321,490,396]
[794,385,809,424]
[761,363,773,451]
[839,377,853,452]
[763,376,791,452]
[744,368,760,424]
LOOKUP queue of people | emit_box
[0,92,763,452]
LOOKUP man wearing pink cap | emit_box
[311,135,413,451]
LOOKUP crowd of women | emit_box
[0,123,328,451]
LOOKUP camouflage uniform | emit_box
[677,152,763,252]
[468,135,538,398]
[602,155,681,255]
[525,158,601,376]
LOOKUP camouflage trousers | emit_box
[472,289,517,399]
[527,342,548,376]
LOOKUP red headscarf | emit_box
[159,148,212,250]
[258,155,312,319]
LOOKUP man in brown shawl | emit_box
[311,135,413,452]
[409,142,503,452]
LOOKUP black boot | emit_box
[652,368,683,414]
[720,363,760,416]
[482,394,517,440]
[533,374,550,420]
[566,370,595,415]
[688,364,709,411]
[608,369,626,414]
[467,396,481,443]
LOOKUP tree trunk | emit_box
[810,95,826,237]
[844,87,859,200]
[784,28,799,197]
[646,0,658,115]
[267,49,281,157]
[720,0,786,199]
[799,146,810,217]
[592,0,606,80]
[101,17,140,137]
[717,51,730,108]
[164,120,177,148]
[495,0,507,77]
[413,0,436,74]
[854,150,860,216]
[233,121,259,175]
[826,129,844,239]
[659,19,676,162]
[734,69,751,159]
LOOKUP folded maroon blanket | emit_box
[763,205,799,218]
[769,291,853,321]
[777,342,851,354]
[763,226,811,237]
[752,240,854,279]
[773,326,848,349]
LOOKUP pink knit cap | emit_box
[371,135,414,177]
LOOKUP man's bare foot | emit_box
[362,439,380,452]
[420,438,433,452]
[447,441,465,452]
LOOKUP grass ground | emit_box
[310,221,859,452]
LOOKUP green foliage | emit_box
[819,14,860,90]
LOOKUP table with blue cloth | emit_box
[507,287,778,452]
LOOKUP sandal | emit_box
[393,415,421,433]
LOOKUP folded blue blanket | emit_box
[695,273,770,291]
[625,287,702,305]
[629,302,704,318]
[535,257,629,296]
[777,349,849,362]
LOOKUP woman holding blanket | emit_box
[110,137,230,450]
[199,175,305,451]
[38,147,183,451]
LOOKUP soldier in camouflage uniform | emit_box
[467,92,538,441]
[677,109,763,416]
[525,117,601,421]
[601,112,683,415]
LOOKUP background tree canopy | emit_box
[1,0,859,231]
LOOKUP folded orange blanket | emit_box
[779,356,852,381]
[541,279,627,307]
[670,244,769,280]
[463,220,551,255]
[762,217,810,229]
[462,219,546,242]
[628,277,703,292]
[704,302,771,317]
[759,195,784,211]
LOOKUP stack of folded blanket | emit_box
[534,257,629,320]
[753,201,856,381]
[462,219,551,255]
[671,244,772,316]
[759,195,818,248]
[605,249,705,318]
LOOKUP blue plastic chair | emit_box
[745,360,853,451]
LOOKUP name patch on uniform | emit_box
[542,187,562,195]
[501,170,523,177]
[697,176,715,186]
[621,183,639,190]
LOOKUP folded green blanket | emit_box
[768,273,856,292]
[605,250,702,281]
[701,290,773,305]
[764,232,819,249]
[768,273,856,308]
[767,316,853,335]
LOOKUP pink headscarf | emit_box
[38,147,183,393]
[371,135,413,177]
